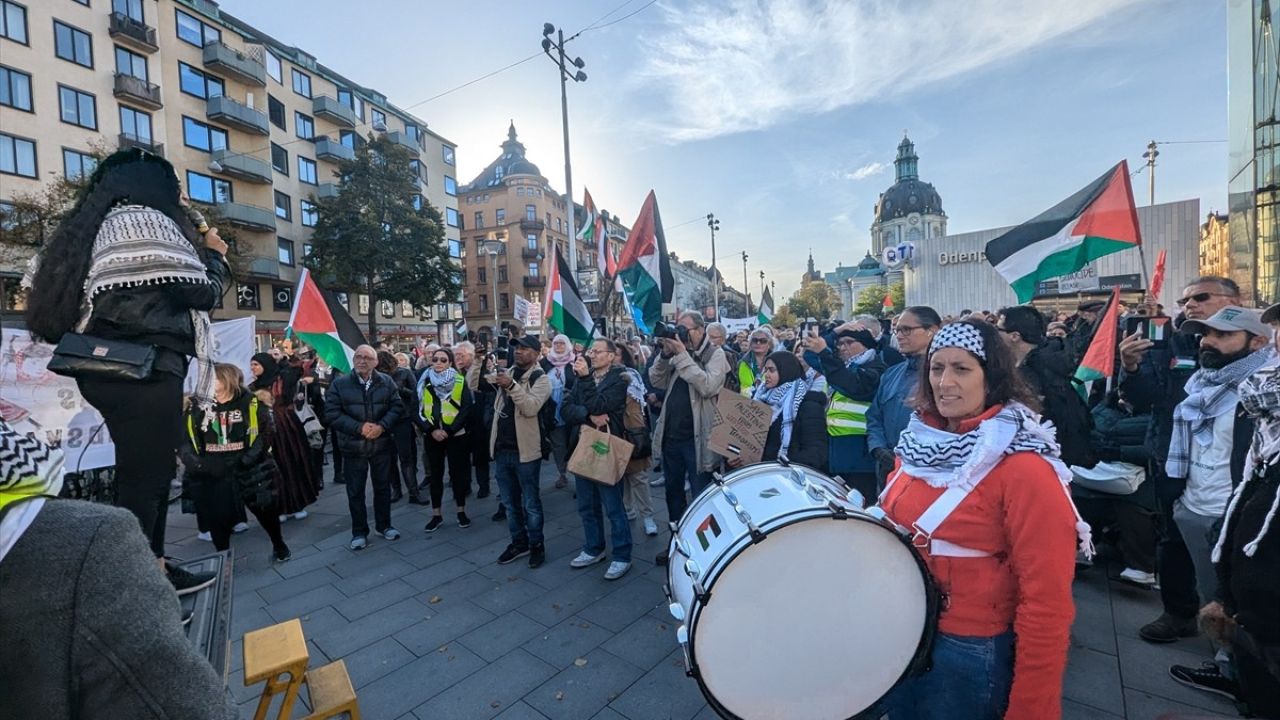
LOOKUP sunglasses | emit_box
[1176,292,1230,307]
[432,356,451,364]
[751,338,771,344]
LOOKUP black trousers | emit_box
[344,452,393,537]
[469,425,490,494]
[1152,468,1200,619]
[389,421,419,498]
[424,434,469,510]
[329,427,344,480]
[191,476,286,552]
[78,373,184,557]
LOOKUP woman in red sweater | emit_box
[879,319,1090,720]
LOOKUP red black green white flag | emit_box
[986,161,1142,303]
[286,268,368,373]
[545,242,595,346]
[1072,287,1121,396]
[616,190,674,333]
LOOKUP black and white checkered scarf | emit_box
[1166,347,1275,480]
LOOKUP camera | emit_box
[652,321,689,344]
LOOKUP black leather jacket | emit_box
[323,370,403,457]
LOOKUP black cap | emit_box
[515,336,541,352]
[1078,300,1106,313]
[837,328,877,350]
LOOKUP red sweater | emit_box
[881,405,1077,720]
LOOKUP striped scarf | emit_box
[0,418,64,563]
[753,374,817,462]
[1166,347,1275,480]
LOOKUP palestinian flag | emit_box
[545,242,594,346]
[757,286,775,326]
[1072,287,1121,397]
[577,187,615,278]
[882,293,894,311]
[617,191,674,334]
[986,161,1141,303]
[286,268,367,373]
[454,317,469,341]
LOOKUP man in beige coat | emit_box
[649,311,729,566]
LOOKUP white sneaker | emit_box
[196,531,212,542]
[1120,567,1157,587]
[604,561,631,580]
[380,528,401,541]
[232,522,249,533]
[643,518,659,536]
[292,511,308,520]
[349,536,367,551]
[278,514,289,523]
[570,551,607,569]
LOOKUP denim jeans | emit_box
[879,630,1014,720]
[344,452,393,538]
[660,437,712,529]
[575,475,632,563]
[494,451,544,548]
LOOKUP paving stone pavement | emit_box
[164,463,1242,719]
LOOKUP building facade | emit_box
[0,0,460,344]
[1199,211,1235,280]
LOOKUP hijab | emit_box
[752,352,810,461]
[250,352,279,390]
[546,334,575,368]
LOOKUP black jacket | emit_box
[1120,330,1200,465]
[322,370,403,457]
[1216,461,1280,645]
[761,390,829,472]
[1090,398,1151,467]
[1021,339,1097,469]
[877,335,906,367]
[84,249,230,377]
[807,348,886,401]
[179,392,272,479]
[561,366,629,452]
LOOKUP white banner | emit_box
[721,316,757,334]
[1,318,257,471]
[513,294,531,325]
[1057,263,1101,293]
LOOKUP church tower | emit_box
[870,134,947,286]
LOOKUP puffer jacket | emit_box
[760,390,829,471]
[322,370,403,457]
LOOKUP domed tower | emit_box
[870,134,947,285]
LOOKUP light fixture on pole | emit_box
[482,231,507,329]
[741,251,750,316]
[759,270,766,309]
[542,23,587,273]
[707,213,720,319]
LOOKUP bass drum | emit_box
[665,462,938,720]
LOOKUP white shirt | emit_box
[1182,412,1235,516]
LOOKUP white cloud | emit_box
[845,162,889,181]
[632,0,1146,142]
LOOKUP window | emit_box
[62,148,96,180]
[290,68,311,98]
[380,300,393,319]
[294,112,313,139]
[277,238,294,266]
[297,156,316,184]
[401,301,414,318]
[272,284,293,311]
[446,208,459,228]
[113,0,143,22]
[371,107,386,128]
[265,50,281,83]
[236,283,259,311]
[270,142,288,174]
[498,266,508,283]
[1,274,28,311]
[473,212,484,229]
[525,204,536,221]
[444,176,457,196]
[526,233,537,248]
[179,62,223,99]
[1,2,27,44]
[495,208,505,224]
[303,243,313,258]
[175,9,218,47]
[186,170,231,203]
[358,294,369,314]
[114,46,147,80]
[494,166,504,181]
[479,294,488,311]
[58,86,96,129]
[448,239,460,258]
[0,133,35,177]
[339,130,356,149]
[182,117,227,153]
[119,105,151,143]
[337,89,363,121]
[442,145,455,165]
[500,293,509,310]
[556,218,562,232]
[274,191,291,221]
[477,267,486,284]
[300,200,317,227]
[267,95,285,130]
[0,65,32,111]
[54,21,92,67]
[411,195,423,211]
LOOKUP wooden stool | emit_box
[303,660,360,720]
[243,618,310,720]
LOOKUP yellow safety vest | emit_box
[423,375,466,427]
[738,360,757,397]
[187,397,260,451]
[827,390,869,437]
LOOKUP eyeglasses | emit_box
[354,356,376,363]
[1176,292,1231,307]
[432,356,451,364]
[893,325,923,337]
[751,338,771,344]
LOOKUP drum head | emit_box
[693,517,928,719]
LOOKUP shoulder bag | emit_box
[47,333,156,381]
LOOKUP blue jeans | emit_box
[660,437,712,528]
[879,630,1014,720]
[575,475,632,563]
[494,451,544,548]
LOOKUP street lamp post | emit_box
[741,251,750,316]
[707,213,720,319]
[482,232,507,331]
[542,24,587,273]
[759,270,766,310]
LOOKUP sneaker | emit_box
[196,531,213,542]
[166,563,217,597]
[555,475,568,489]
[492,507,507,522]
[273,545,292,563]
[457,512,471,529]
[380,527,401,541]
[232,522,249,533]
[498,544,530,565]
[1169,662,1241,701]
[1139,613,1198,643]
[643,518,659,536]
[279,514,290,523]
[604,561,632,580]
[292,511,308,521]
[408,496,430,506]
[349,536,367,551]
[655,550,669,567]
[1119,567,1158,587]
[424,516,444,533]
[529,544,546,569]
[570,551,607,569]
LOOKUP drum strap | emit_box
[911,485,993,558]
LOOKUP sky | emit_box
[219,0,1228,303]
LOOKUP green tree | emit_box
[305,134,459,341]
[770,305,798,328]
[853,281,905,317]
[786,282,842,321]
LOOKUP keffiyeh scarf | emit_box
[1213,364,1280,561]
[1167,347,1276,480]
[425,367,458,399]
[0,418,65,563]
[753,374,816,462]
[622,367,647,407]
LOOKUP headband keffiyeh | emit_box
[929,322,985,360]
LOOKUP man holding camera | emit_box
[649,312,729,566]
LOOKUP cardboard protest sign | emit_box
[707,388,774,465]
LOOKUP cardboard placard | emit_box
[707,388,774,465]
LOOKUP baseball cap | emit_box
[1078,300,1106,313]
[1262,303,1280,325]
[1180,306,1270,337]
[515,335,541,352]
[836,328,877,350]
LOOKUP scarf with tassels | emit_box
[1213,364,1280,561]
[753,373,818,462]
[622,367,647,407]
[0,418,65,563]
[1167,347,1276,480]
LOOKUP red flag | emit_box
[1073,287,1121,394]
[1149,249,1167,300]
[882,294,893,310]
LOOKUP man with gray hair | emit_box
[855,314,904,366]
[705,322,728,348]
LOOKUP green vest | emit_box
[827,390,869,437]
[423,375,466,427]
[737,361,757,397]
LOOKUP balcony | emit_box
[317,183,340,200]
[523,276,546,288]
[246,257,279,279]
[108,12,157,53]
[520,218,545,233]
[385,131,420,157]
[313,137,354,163]
[113,73,162,110]
[313,96,357,128]
[117,133,164,157]
[210,149,272,184]
[216,202,277,233]
[206,95,269,136]
[202,42,267,87]
[520,247,542,260]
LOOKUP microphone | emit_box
[185,206,210,235]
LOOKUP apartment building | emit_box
[0,0,461,344]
